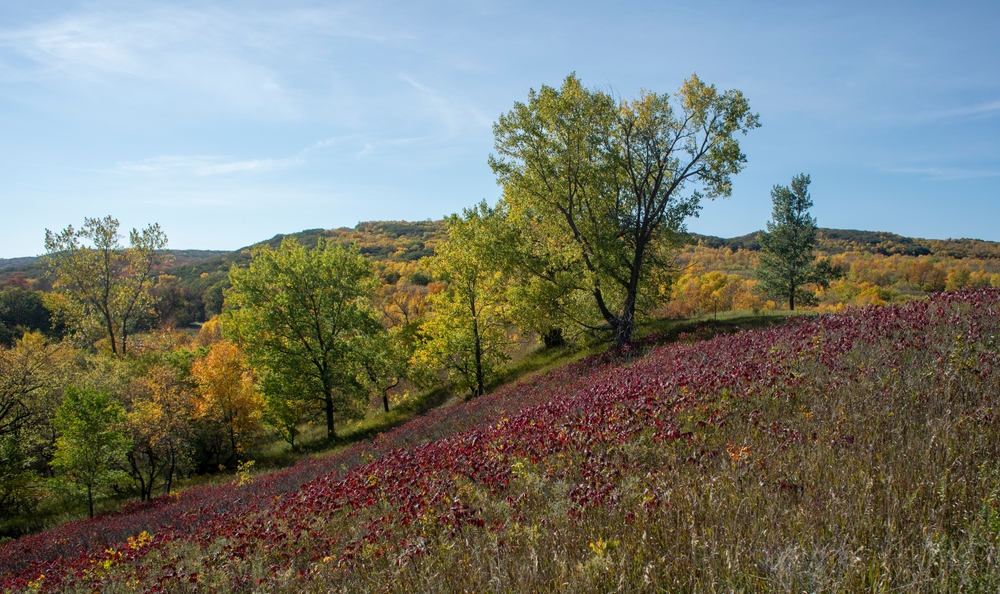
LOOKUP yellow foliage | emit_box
[675,243,1000,313]
[662,270,763,317]
[194,316,224,347]
[190,341,265,456]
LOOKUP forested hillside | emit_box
[5,223,995,328]
[4,289,1000,591]
[2,79,999,593]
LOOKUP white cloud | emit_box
[117,154,301,176]
[0,5,418,121]
[397,73,493,139]
[888,166,1000,181]
[895,101,1000,125]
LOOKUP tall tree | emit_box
[0,333,66,515]
[124,365,195,499]
[190,342,264,465]
[43,216,168,356]
[358,328,409,413]
[414,207,512,398]
[755,174,832,310]
[491,74,758,346]
[226,238,381,440]
[50,387,131,518]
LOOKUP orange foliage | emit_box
[678,242,1000,313]
[662,270,766,318]
[190,341,265,460]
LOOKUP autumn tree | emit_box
[51,387,131,518]
[226,239,381,440]
[0,287,54,347]
[756,174,834,310]
[414,207,512,397]
[44,216,168,355]
[490,74,759,346]
[0,333,66,515]
[190,342,265,465]
[124,365,195,499]
[359,328,409,413]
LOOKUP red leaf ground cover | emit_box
[3,288,999,592]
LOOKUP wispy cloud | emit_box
[397,73,493,139]
[888,166,1000,181]
[117,155,301,176]
[900,100,1000,124]
[0,6,418,121]
[116,125,457,176]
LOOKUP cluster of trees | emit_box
[0,73,764,529]
[663,270,768,318]
[673,185,1000,315]
[0,323,271,525]
[0,217,446,529]
[12,71,963,533]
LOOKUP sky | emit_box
[0,0,998,258]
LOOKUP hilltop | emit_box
[690,228,1000,258]
[5,223,998,284]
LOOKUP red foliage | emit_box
[3,288,999,592]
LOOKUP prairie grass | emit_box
[6,290,1000,592]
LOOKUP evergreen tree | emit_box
[755,174,833,310]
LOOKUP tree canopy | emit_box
[50,386,131,518]
[190,342,264,464]
[225,238,381,440]
[756,174,834,310]
[490,73,759,345]
[44,216,168,355]
[414,207,512,397]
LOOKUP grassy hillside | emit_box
[4,289,1000,592]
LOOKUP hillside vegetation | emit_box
[3,289,1000,592]
[6,223,997,329]
[5,71,1000,593]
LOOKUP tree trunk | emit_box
[104,311,118,356]
[614,241,645,348]
[472,316,484,397]
[789,279,796,311]
[324,391,335,441]
[165,450,175,495]
[87,483,94,518]
[615,293,636,348]
[229,425,239,465]
[382,379,398,413]
[129,453,147,502]
[542,328,565,348]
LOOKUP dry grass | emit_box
[9,291,1000,593]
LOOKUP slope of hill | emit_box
[165,220,443,288]
[0,258,38,271]
[690,228,1000,258]
[0,250,230,285]
[4,289,1000,591]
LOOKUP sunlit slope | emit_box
[4,289,1000,591]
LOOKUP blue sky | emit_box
[1,0,998,257]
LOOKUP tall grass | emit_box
[6,290,1000,592]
